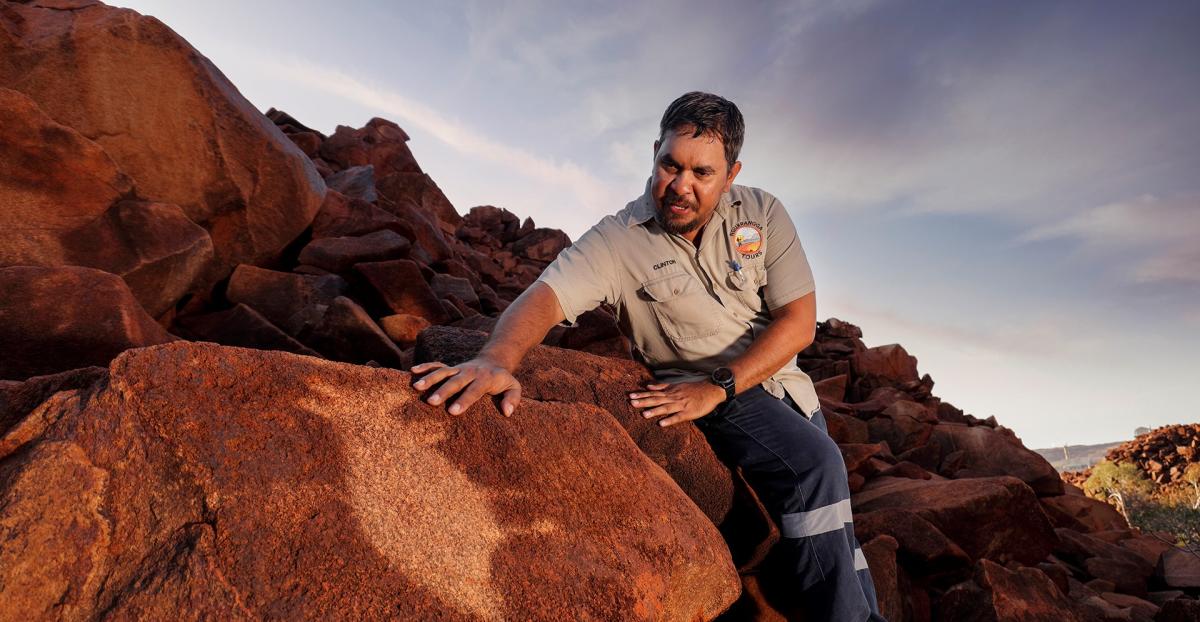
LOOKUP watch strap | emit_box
[710,367,736,402]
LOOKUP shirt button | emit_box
[673,288,679,294]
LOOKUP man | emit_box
[411,91,885,621]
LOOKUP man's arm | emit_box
[478,280,567,371]
[410,281,566,416]
[414,220,620,417]
[632,290,816,427]
[725,290,816,396]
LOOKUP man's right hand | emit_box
[409,358,523,417]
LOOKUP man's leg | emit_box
[791,401,884,620]
[696,387,886,621]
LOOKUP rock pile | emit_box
[786,320,1200,621]
[1100,424,1199,487]
[255,109,629,361]
[1,1,1197,620]
[0,0,626,381]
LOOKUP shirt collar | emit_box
[626,176,734,229]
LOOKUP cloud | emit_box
[1183,308,1200,327]
[1018,194,1199,245]
[253,55,624,223]
[461,1,638,89]
[1015,193,1200,284]
[607,138,649,181]
[828,295,1106,361]
[1133,246,1200,284]
[742,1,1200,223]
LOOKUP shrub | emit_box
[1084,459,1200,553]
[1083,460,1155,521]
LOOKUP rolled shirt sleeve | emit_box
[762,195,816,310]
[534,222,622,326]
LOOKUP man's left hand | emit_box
[629,380,726,427]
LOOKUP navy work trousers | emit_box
[694,386,887,622]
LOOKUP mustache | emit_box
[660,194,697,210]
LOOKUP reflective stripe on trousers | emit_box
[694,386,887,622]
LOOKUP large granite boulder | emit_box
[935,559,1081,622]
[0,87,131,248]
[413,325,736,527]
[0,366,107,437]
[852,475,1059,566]
[929,422,1064,496]
[224,264,348,337]
[1039,492,1129,533]
[0,342,740,620]
[0,0,326,293]
[174,303,320,357]
[0,87,214,316]
[851,343,919,385]
[0,265,177,380]
[319,119,423,179]
[376,171,461,229]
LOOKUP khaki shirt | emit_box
[535,176,822,418]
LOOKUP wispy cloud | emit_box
[744,1,1200,224]
[829,296,1106,361]
[1183,308,1200,327]
[253,55,624,223]
[1133,246,1200,284]
[461,1,637,89]
[1016,193,1200,284]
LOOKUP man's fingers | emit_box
[658,414,683,427]
[410,361,446,373]
[658,412,695,427]
[448,381,490,416]
[412,365,459,390]
[500,384,521,417]
[646,383,669,390]
[426,371,476,406]
[630,395,674,408]
[642,402,683,418]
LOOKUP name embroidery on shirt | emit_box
[731,221,764,259]
[652,259,676,270]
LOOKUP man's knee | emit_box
[780,432,850,518]
[814,433,846,476]
[790,429,846,482]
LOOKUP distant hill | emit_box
[1034,440,1126,472]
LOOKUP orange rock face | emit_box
[0,0,326,292]
[0,86,132,259]
[413,326,738,528]
[853,475,1059,566]
[929,422,1064,496]
[0,342,740,619]
[0,265,177,380]
[0,88,214,316]
[938,559,1082,622]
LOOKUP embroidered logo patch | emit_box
[731,223,763,256]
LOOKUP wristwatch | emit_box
[709,367,736,402]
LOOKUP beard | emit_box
[654,194,701,235]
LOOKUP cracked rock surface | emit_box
[0,341,739,620]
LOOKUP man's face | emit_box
[651,126,741,239]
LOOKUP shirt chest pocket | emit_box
[639,272,725,342]
[726,264,767,308]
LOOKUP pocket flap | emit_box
[727,266,765,291]
[641,272,696,302]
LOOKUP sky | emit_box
[114,0,1200,450]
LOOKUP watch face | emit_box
[712,367,733,383]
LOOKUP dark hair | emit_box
[658,91,745,172]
